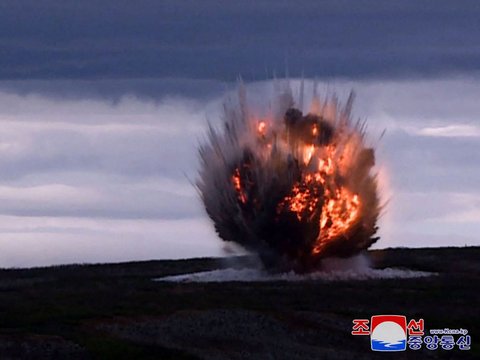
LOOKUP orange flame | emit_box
[232,168,247,204]
[257,121,267,136]
[314,189,360,253]
[278,182,321,221]
[277,142,362,254]
[303,144,315,164]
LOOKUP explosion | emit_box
[197,83,381,272]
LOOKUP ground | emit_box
[0,247,478,359]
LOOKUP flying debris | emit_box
[197,82,381,272]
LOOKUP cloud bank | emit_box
[1,1,479,80]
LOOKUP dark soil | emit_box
[0,247,478,359]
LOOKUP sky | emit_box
[0,1,479,267]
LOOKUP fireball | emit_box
[197,83,381,272]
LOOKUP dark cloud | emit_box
[0,0,479,80]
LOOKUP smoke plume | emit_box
[197,82,381,272]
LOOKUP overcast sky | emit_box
[0,1,479,267]
[1,0,480,80]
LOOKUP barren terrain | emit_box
[0,247,478,359]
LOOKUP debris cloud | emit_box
[197,82,381,272]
